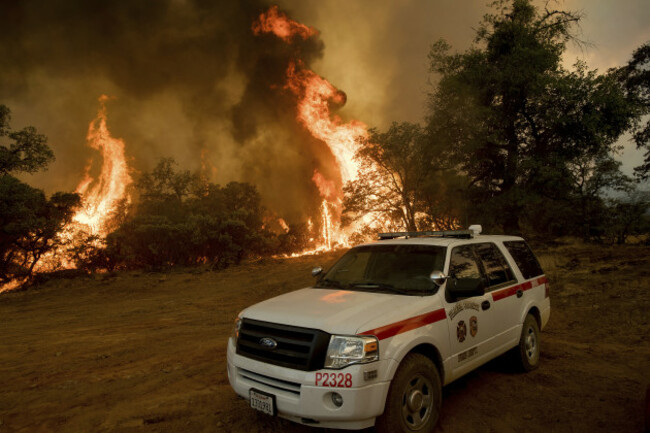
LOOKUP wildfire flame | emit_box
[254,7,372,254]
[252,5,318,42]
[73,95,132,234]
[285,62,367,184]
[33,96,132,272]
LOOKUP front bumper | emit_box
[226,337,394,430]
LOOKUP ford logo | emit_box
[259,337,278,350]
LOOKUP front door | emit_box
[443,244,503,379]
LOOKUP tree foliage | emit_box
[0,105,80,284]
[0,105,54,175]
[618,42,650,180]
[343,122,463,231]
[426,0,636,235]
[102,158,276,270]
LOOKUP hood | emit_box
[241,287,430,335]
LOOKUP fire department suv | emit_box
[227,226,550,432]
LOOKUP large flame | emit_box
[254,7,373,254]
[73,95,132,234]
[33,96,132,272]
[252,5,318,42]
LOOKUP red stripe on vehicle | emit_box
[359,308,447,341]
[492,275,547,302]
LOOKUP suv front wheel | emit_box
[376,353,441,433]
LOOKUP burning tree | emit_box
[343,122,462,232]
[0,105,80,288]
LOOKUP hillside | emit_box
[0,243,648,432]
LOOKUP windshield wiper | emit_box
[348,282,411,295]
[315,278,349,290]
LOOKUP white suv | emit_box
[227,226,550,432]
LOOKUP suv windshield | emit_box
[315,244,446,296]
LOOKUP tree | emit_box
[0,105,53,175]
[618,42,650,180]
[427,0,636,235]
[343,122,463,232]
[103,158,276,270]
[605,191,649,244]
[343,123,432,231]
[0,105,80,285]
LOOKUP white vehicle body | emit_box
[227,232,550,430]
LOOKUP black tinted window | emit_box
[503,241,544,279]
[449,245,482,279]
[474,243,515,287]
[318,244,446,295]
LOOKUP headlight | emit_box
[231,316,242,340]
[324,335,379,369]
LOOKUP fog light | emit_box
[331,392,343,407]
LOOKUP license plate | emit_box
[249,389,276,416]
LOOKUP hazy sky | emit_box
[280,0,650,176]
[2,0,648,220]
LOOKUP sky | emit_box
[279,0,650,175]
[1,0,649,221]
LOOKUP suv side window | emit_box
[503,241,544,280]
[474,243,516,288]
[449,245,482,280]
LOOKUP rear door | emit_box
[473,242,520,350]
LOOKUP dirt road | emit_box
[1,243,648,432]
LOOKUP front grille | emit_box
[236,319,330,371]
[239,368,301,395]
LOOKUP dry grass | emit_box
[0,243,648,433]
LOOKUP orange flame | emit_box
[312,169,336,200]
[29,96,132,275]
[285,62,368,184]
[278,218,290,233]
[252,5,318,42]
[73,95,132,234]
[254,6,374,254]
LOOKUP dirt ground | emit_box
[0,242,648,433]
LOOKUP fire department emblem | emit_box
[470,316,478,337]
[457,320,467,343]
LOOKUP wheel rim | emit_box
[401,374,433,430]
[525,325,538,362]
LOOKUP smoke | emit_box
[0,0,331,222]
[3,0,647,221]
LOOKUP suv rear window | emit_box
[503,241,544,280]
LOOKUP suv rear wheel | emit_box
[515,314,540,371]
[376,353,441,433]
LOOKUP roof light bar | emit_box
[378,230,474,240]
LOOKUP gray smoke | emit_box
[0,0,331,222]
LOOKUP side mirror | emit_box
[447,278,485,299]
[311,266,323,277]
[429,270,449,287]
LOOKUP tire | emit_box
[515,314,540,372]
[376,353,441,433]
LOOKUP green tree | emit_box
[0,105,80,285]
[427,0,636,235]
[618,42,650,180]
[104,158,275,270]
[605,191,649,244]
[0,105,53,175]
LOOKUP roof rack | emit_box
[378,230,474,240]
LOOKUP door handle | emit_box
[516,289,523,298]
[481,300,490,310]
